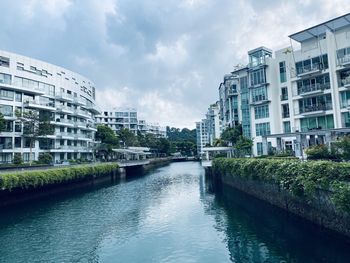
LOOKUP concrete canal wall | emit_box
[211,158,350,239]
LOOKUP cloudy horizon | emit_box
[0,0,348,128]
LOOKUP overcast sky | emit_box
[0,0,348,128]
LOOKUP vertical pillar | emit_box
[262,137,268,155]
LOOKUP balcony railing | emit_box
[298,103,333,115]
[296,63,321,76]
[55,92,74,101]
[56,106,74,112]
[24,100,55,109]
[297,83,330,95]
[338,54,350,66]
[340,99,350,109]
[0,143,13,150]
[340,77,350,87]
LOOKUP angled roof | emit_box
[289,13,350,43]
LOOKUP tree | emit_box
[16,110,54,165]
[13,153,23,165]
[332,136,350,161]
[234,136,253,157]
[0,113,5,132]
[305,144,330,160]
[95,125,120,160]
[221,125,243,146]
[118,128,139,147]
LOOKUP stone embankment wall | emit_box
[212,158,350,239]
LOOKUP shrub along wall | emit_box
[0,163,119,191]
[212,158,350,214]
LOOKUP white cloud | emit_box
[146,35,189,67]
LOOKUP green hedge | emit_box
[0,163,119,191]
[213,158,350,213]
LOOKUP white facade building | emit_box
[196,102,221,156]
[96,108,166,138]
[0,50,99,164]
[96,108,139,135]
[196,119,209,156]
[217,13,350,157]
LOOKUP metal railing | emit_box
[297,103,332,114]
[338,54,350,65]
[296,63,320,75]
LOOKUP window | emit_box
[281,87,288,101]
[0,56,10,67]
[300,115,334,131]
[279,61,286,83]
[298,94,332,113]
[283,121,291,133]
[251,86,268,102]
[15,92,22,102]
[14,137,21,148]
[295,54,328,75]
[282,104,290,118]
[0,89,14,101]
[0,73,11,84]
[250,69,266,86]
[0,104,13,116]
[15,122,21,132]
[342,112,350,127]
[23,153,35,162]
[257,142,263,155]
[256,122,271,136]
[254,105,269,119]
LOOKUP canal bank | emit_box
[0,158,178,208]
[210,158,350,240]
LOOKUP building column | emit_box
[262,137,268,155]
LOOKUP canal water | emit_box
[0,162,349,263]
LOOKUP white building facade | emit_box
[96,108,166,138]
[217,13,350,157]
[0,50,99,164]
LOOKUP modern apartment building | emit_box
[196,119,209,156]
[0,50,99,164]
[96,108,139,135]
[96,108,166,138]
[196,102,221,156]
[216,13,350,157]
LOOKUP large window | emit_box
[250,69,266,86]
[282,104,290,118]
[340,91,350,108]
[0,89,14,101]
[14,77,39,90]
[300,115,334,131]
[296,74,330,95]
[0,56,10,67]
[337,46,350,63]
[295,54,328,75]
[298,94,332,114]
[279,61,286,83]
[0,73,11,84]
[251,86,268,102]
[256,122,271,136]
[0,104,13,116]
[281,87,288,101]
[283,121,291,133]
[342,112,350,127]
[257,142,263,156]
[254,105,269,119]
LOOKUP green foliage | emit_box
[0,113,5,132]
[221,125,243,146]
[0,163,119,191]
[213,158,350,214]
[305,144,331,160]
[13,153,23,165]
[332,136,350,161]
[96,125,119,147]
[118,128,139,147]
[166,127,196,143]
[15,109,54,165]
[38,153,53,164]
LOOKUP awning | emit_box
[289,13,350,42]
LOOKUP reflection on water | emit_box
[0,162,349,263]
